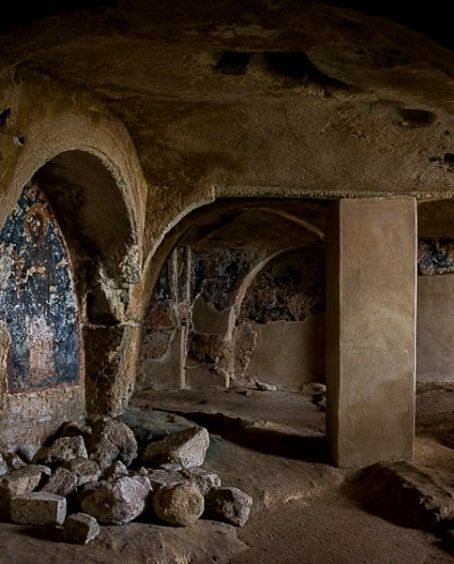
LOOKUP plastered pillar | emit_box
[326,198,417,468]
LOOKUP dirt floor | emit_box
[0,383,452,563]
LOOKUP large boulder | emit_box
[205,487,253,527]
[81,475,151,524]
[152,483,204,526]
[86,418,137,470]
[141,427,209,469]
[34,436,88,466]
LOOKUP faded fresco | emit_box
[0,182,80,393]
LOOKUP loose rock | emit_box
[103,460,129,481]
[146,469,187,490]
[205,487,253,527]
[87,418,137,470]
[254,379,277,392]
[0,465,51,500]
[10,492,66,526]
[58,420,92,439]
[42,467,77,497]
[153,482,205,526]
[34,436,88,466]
[181,468,221,496]
[62,457,101,486]
[64,513,100,544]
[141,427,209,469]
[5,452,27,471]
[81,475,151,524]
[0,454,8,477]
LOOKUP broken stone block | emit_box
[87,418,137,470]
[146,469,187,491]
[0,454,8,477]
[10,492,67,526]
[81,475,151,524]
[181,468,221,496]
[42,467,78,497]
[141,427,209,469]
[103,460,129,481]
[62,457,101,487]
[153,483,205,526]
[0,465,51,500]
[34,436,88,466]
[205,487,253,527]
[64,513,100,545]
[254,379,277,392]
[354,461,454,532]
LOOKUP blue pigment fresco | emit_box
[0,183,80,393]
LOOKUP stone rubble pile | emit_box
[0,417,253,545]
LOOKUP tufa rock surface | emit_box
[205,487,253,527]
[64,513,100,545]
[10,492,66,526]
[81,475,151,524]
[0,465,51,501]
[141,427,209,469]
[152,482,205,527]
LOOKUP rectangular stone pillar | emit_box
[326,198,417,468]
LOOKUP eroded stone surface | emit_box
[181,468,221,496]
[153,482,205,526]
[205,486,253,527]
[141,427,209,469]
[10,492,66,526]
[81,475,151,525]
[64,513,100,545]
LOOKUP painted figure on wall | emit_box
[0,182,80,392]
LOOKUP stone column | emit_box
[326,198,417,468]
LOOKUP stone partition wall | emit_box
[417,239,454,381]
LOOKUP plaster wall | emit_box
[417,274,454,381]
[245,314,325,390]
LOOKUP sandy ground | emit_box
[0,383,452,563]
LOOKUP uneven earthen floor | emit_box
[0,383,452,563]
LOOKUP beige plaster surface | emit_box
[326,198,417,468]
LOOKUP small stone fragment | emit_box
[181,468,221,496]
[205,487,253,527]
[141,427,209,469]
[81,475,151,524]
[6,452,27,471]
[146,469,187,490]
[10,492,66,526]
[103,460,129,481]
[254,379,276,392]
[42,467,77,497]
[64,513,100,545]
[0,454,8,477]
[34,436,88,466]
[153,482,204,526]
[62,457,101,486]
[0,465,51,500]
[87,418,137,470]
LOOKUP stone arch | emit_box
[0,71,148,450]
